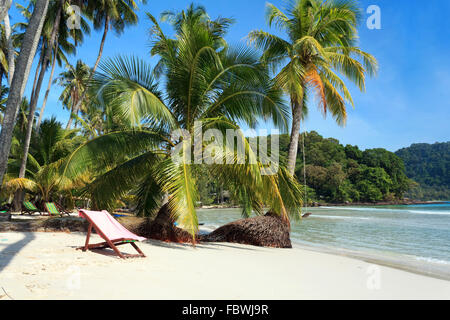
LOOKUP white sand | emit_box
[0,231,449,300]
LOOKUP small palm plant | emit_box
[63,11,304,241]
[4,118,86,204]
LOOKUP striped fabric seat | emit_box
[22,201,40,215]
[23,201,38,211]
[45,202,62,216]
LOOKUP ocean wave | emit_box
[311,215,372,220]
[319,206,450,215]
[414,256,450,265]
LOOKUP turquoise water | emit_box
[197,203,450,275]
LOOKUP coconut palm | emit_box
[55,60,91,129]
[13,0,89,207]
[69,0,146,122]
[64,13,303,241]
[0,0,48,188]
[150,4,234,78]
[248,0,378,175]
[35,1,91,131]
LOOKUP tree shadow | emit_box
[0,232,36,273]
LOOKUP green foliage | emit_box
[276,131,412,203]
[396,142,450,200]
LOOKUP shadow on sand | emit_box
[0,232,36,273]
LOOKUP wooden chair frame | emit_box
[55,202,72,216]
[77,217,146,259]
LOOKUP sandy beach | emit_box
[0,231,449,300]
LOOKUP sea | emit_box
[197,202,450,279]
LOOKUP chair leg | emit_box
[82,224,92,252]
[131,242,146,257]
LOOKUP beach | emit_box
[0,231,449,300]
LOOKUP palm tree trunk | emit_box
[18,0,63,180]
[0,0,49,189]
[4,13,15,84]
[0,0,11,22]
[65,92,77,129]
[287,95,304,176]
[30,48,45,106]
[68,15,110,129]
[36,43,59,132]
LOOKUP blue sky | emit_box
[7,0,450,151]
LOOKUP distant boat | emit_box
[302,213,312,218]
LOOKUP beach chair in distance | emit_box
[22,201,41,215]
[56,202,72,216]
[44,202,63,217]
[77,209,146,259]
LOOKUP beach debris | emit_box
[200,212,292,248]
[1,287,14,300]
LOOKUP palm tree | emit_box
[248,0,378,175]
[14,0,76,207]
[150,3,234,77]
[0,0,49,189]
[54,60,91,129]
[68,0,146,124]
[35,1,91,131]
[64,12,302,242]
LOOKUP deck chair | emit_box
[77,209,146,259]
[44,203,63,217]
[56,202,72,216]
[22,201,41,215]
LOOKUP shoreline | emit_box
[198,200,449,210]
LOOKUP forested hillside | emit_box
[276,132,412,203]
[197,134,449,205]
[396,142,450,200]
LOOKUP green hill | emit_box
[395,142,450,200]
[275,131,412,204]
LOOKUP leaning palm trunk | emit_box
[0,0,49,188]
[67,16,109,129]
[36,43,59,132]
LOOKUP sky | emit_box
[7,0,450,152]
